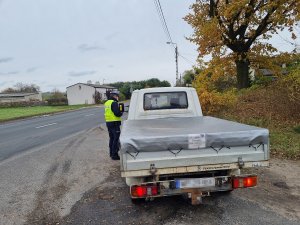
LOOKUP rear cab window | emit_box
[143,92,188,110]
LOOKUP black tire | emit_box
[211,189,233,197]
[218,189,233,196]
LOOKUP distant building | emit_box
[66,83,118,105]
[0,93,42,103]
[249,64,289,81]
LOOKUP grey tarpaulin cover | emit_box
[120,116,269,153]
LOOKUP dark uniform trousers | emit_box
[106,122,121,158]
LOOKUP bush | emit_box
[222,69,300,124]
[119,92,126,101]
[198,89,237,115]
[193,66,237,115]
[93,91,102,104]
[47,98,68,106]
[251,75,274,87]
[193,62,300,159]
[0,101,46,108]
[293,126,300,134]
[47,89,68,106]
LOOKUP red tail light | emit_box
[233,176,257,189]
[131,184,159,198]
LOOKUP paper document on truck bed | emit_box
[120,116,269,153]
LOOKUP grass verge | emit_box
[0,105,96,122]
[270,130,300,160]
[218,114,300,160]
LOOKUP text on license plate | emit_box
[175,178,215,189]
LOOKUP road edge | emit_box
[0,105,103,125]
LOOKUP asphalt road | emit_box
[0,107,104,162]
[0,124,299,225]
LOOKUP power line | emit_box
[153,0,168,41]
[277,33,299,48]
[153,0,173,44]
[178,54,194,65]
[153,0,196,85]
[153,0,195,64]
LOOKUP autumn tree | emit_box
[185,0,300,89]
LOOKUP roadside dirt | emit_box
[235,159,300,220]
[1,125,299,225]
[58,158,300,225]
[23,127,111,225]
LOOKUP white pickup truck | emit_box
[120,87,269,204]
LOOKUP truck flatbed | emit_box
[120,116,269,173]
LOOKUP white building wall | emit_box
[0,97,25,103]
[95,88,106,100]
[67,84,95,105]
[95,88,118,100]
[0,93,42,103]
[95,88,109,100]
[24,93,42,101]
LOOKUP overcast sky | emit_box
[0,0,296,92]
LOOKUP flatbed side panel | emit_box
[121,161,269,177]
[121,144,268,171]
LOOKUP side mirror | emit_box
[124,105,130,113]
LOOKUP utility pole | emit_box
[175,45,179,85]
[167,42,179,86]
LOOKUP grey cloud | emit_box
[0,71,19,76]
[105,32,119,41]
[0,57,13,63]
[26,67,38,73]
[108,65,114,68]
[0,81,8,86]
[78,44,105,52]
[68,70,97,77]
[46,83,67,87]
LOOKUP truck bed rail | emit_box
[121,160,269,177]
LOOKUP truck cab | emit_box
[128,87,203,120]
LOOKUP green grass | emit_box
[0,105,95,122]
[219,114,300,160]
[293,125,300,134]
[270,130,300,160]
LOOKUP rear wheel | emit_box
[221,189,233,195]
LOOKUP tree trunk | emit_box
[235,56,250,89]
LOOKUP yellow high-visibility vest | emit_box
[104,100,122,122]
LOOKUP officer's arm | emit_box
[111,102,123,117]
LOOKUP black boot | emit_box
[111,155,120,160]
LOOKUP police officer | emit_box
[104,91,123,160]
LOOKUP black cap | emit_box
[110,91,120,97]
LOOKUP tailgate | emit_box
[121,143,269,176]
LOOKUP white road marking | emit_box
[85,114,95,117]
[35,123,57,129]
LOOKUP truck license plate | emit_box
[176,178,215,189]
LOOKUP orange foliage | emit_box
[193,58,237,115]
[185,0,300,88]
